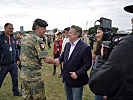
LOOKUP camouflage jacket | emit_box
[21,32,48,80]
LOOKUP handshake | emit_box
[54,59,60,66]
[43,56,60,66]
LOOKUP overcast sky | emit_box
[0,0,132,31]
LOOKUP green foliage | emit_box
[88,25,119,35]
[0,42,94,100]
[112,27,118,33]
[13,31,33,36]
[53,28,58,33]
[25,31,33,33]
[88,25,100,35]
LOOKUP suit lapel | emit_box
[65,43,71,62]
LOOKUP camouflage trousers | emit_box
[21,78,46,100]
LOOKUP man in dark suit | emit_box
[55,25,92,100]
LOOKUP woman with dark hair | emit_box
[91,28,107,100]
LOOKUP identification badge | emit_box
[9,46,12,51]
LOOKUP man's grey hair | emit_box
[71,25,82,38]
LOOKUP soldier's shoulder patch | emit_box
[41,43,45,49]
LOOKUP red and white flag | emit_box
[41,44,44,48]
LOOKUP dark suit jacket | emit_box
[59,39,92,87]
[89,33,133,100]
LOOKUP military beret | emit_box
[35,18,48,27]
[124,5,133,13]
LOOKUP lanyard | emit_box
[9,36,11,47]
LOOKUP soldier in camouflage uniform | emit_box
[20,18,57,100]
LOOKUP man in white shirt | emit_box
[62,27,70,53]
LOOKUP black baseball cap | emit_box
[124,5,133,13]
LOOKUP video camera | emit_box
[95,17,127,60]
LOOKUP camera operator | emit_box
[91,28,107,100]
[89,5,133,100]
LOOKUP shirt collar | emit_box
[70,38,80,46]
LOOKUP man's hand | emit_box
[43,56,59,65]
[17,61,20,65]
[70,72,78,79]
[103,96,107,99]
[54,59,60,66]
[19,56,22,61]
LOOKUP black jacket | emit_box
[89,33,133,100]
[59,39,92,87]
[0,31,20,65]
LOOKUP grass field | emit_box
[0,41,94,100]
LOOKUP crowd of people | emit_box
[0,5,133,100]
